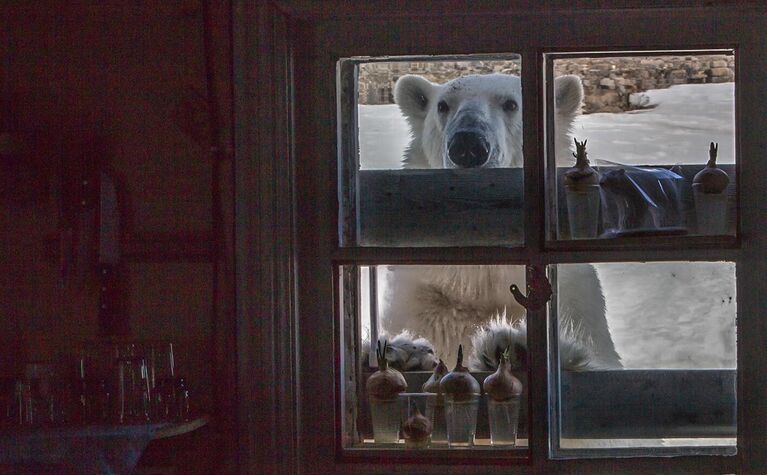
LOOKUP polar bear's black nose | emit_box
[448,131,490,168]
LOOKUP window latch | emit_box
[510,265,552,312]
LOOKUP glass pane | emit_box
[341,264,529,454]
[546,51,736,240]
[340,56,528,247]
[551,262,736,456]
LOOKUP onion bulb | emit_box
[402,404,432,448]
[439,345,480,401]
[564,138,600,189]
[422,359,448,394]
[483,347,523,402]
[366,340,407,401]
[693,142,729,194]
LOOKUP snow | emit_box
[573,83,735,166]
[357,83,737,369]
[358,104,412,169]
[359,83,736,169]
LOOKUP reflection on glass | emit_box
[346,56,532,247]
[548,52,736,240]
[345,264,530,452]
[358,59,522,170]
[553,262,736,454]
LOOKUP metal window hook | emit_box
[510,265,552,312]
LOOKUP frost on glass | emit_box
[547,52,736,240]
[343,56,532,247]
[552,262,736,455]
[343,265,530,452]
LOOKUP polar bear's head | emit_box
[394,73,583,168]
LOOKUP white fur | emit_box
[383,73,621,369]
[394,73,585,169]
[382,264,621,368]
[361,330,438,371]
[468,313,612,372]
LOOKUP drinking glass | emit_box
[114,343,151,424]
[488,397,521,446]
[444,393,479,447]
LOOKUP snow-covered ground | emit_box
[573,84,735,166]
[358,83,736,369]
[359,83,735,169]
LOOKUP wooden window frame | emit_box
[233,2,767,473]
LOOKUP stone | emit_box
[709,67,732,77]
[640,78,657,89]
[669,69,688,80]
[689,72,707,83]
[593,62,612,73]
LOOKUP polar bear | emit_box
[394,73,584,169]
[379,73,622,370]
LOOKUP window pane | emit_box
[340,56,528,247]
[341,265,529,454]
[551,262,736,456]
[546,52,736,241]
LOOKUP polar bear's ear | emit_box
[394,75,436,122]
[554,74,584,117]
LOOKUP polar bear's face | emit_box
[394,73,583,168]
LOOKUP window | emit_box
[545,51,736,242]
[339,52,737,460]
[236,3,767,473]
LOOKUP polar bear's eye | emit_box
[503,98,518,112]
[437,100,449,114]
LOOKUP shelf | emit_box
[153,415,210,439]
[0,415,209,441]
[0,415,209,472]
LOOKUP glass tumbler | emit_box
[424,393,447,445]
[368,396,402,444]
[114,344,151,424]
[488,396,521,446]
[693,184,728,235]
[565,184,601,239]
[444,393,479,447]
[148,341,177,420]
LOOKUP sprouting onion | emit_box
[366,340,407,401]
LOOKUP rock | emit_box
[689,72,707,83]
[710,76,731,84]
[599,78,616,89]
[709,67,732,77]
[669,69,688,79]
[593,62,612,73]
[641,78,657,89]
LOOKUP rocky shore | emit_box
[358,55,734,114]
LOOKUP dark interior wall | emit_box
[0,3,232,468]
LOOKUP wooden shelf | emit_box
[0,415,209,471]
[0,415,209,441]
